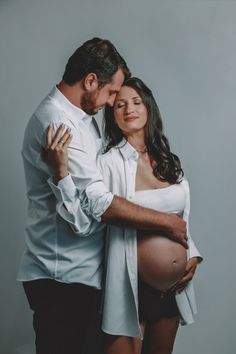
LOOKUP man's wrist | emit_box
[160,213,173,233]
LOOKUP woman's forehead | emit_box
[115,85,140,100]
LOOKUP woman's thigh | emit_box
[103,335,142,354]
[103,323,146,354]
[142,316,179,354]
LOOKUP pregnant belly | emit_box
[137,233,187,291]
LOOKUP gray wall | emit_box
[0,0,235,353]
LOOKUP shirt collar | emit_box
[49,86,87,124]
[116,139,139,161]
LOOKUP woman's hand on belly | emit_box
[172,257,199,293]
[137,233,187,291]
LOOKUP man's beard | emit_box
[81,92,99,115]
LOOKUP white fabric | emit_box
[134,186,186,215]
[17,86,113,288]
[98,140,202,337]
[52,138,202,337]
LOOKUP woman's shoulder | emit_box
[179,177,191,201]
[98,146,121,161]
[180,176,188,183]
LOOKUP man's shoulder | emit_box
[22,90,67,148]
[31,92,66,129]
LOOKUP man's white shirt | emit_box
[17,86,113,288]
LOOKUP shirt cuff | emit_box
[189,248,203,263]
[91,192,114,221]
[47,173,77,203]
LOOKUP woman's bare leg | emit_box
[103,323,146,354]
[142,316,179,354]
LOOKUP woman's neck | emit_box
[126,131,146,153]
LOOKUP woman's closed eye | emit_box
[133,99,142,105]
[115,99,142,109]
[116,102,125,108]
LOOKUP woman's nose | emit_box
[125,103,135,115]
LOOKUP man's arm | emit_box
[102,195,188,247]
[44,124,187,247]
[49,172,187,246]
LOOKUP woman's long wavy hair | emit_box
[104,77,184,184]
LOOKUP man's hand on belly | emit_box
[165,214,188,249]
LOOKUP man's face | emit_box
[81,69,125,115]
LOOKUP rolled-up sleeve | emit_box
[76,178,113,221]
[47,122,113,235]
[48,174,110,236]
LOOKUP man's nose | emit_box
[106,96,116,107]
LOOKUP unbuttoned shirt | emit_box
[49,140,203,337]
[17,86,113,289]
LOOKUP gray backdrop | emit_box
[0,0,235,353]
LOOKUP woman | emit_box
[45,77,202,354]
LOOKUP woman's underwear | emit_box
[138,278,179,323]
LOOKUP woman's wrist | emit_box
[53,170,69,183]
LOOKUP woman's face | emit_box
[113,86,148,135]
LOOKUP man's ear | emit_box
[83,73,99,91]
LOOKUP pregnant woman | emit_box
[45,77,202,354]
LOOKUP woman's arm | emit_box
[174,178,203,292]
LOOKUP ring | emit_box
[59,140,65,144]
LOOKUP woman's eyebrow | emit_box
[116,96,141,101]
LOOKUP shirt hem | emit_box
[101,326,143,339]
[16,275,102,290]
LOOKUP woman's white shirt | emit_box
[48,139,203,338]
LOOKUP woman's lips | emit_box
[124,115,138,121]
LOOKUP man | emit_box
[18,38,189,354]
